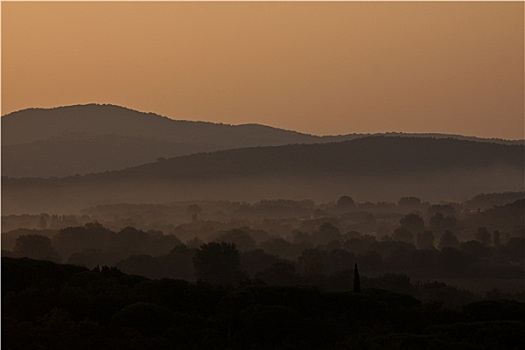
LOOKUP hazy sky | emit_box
[2,1,524,138]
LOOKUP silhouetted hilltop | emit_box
[3,137,523,214]
[107,136,523,181]
[3,104,522,177]
[2,104,321,146]
[2,104,322,177]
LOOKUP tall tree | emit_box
[353,263,361,293]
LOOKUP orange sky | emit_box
[2,1,524,138]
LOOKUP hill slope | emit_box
[1,104,324,177]
[3,137,523,214]
[2,104,522,177]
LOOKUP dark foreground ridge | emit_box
[3,257,525,350]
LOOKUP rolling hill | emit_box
[1,104,323,177]
[2,104,522,177]
[3,137,523,214]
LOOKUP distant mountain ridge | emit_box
[1,104,320,146]
[1,104,320,177]
[2,104,523,178]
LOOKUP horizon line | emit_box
[2,102,524,142]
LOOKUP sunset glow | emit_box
[2,1,523,138]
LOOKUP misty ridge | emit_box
[2,104,523,178]
[2,104,524,214]
[2,104,525,349]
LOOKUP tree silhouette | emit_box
[493,230,501,248]
[193,242,243,285]
[214,229,257,252]
[4,256,525,349]
[310,223,341,246]
[53,222,115,258]
[115,254,165,279]
[439,230,460,250]
[474,227,491,246]
[187,204,202,222]
[398,197,421,208]
[111,302,171,337]
[392,227,415,244]
[159,244,197,280]
[255,262,298,286]
[298,248,325,277]
[427,204,456,217]
[353,263,361,293]
[400,214,425,235]
[14,234,61,262]
[336,195,356,210]
[240,249,282,278]
[416,230,435,249]
[429,213,457,236]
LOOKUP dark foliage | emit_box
[193,242,245,286]
[353,263,361,292]
[3,257,524,350]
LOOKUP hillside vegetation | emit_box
[3,104,522,177]
[2,137,523,214]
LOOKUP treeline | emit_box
[3,193,523,237]
[2,223,180,266]
[3,257,525,350]
[2,196,523,302]
[3,219,524,305]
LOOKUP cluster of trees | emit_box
[2,223,180,264]
[2,195,523,301]
[3,192,523,236]
[1,213,90,232]
[3,223,523,307]
[3,257,525,350]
